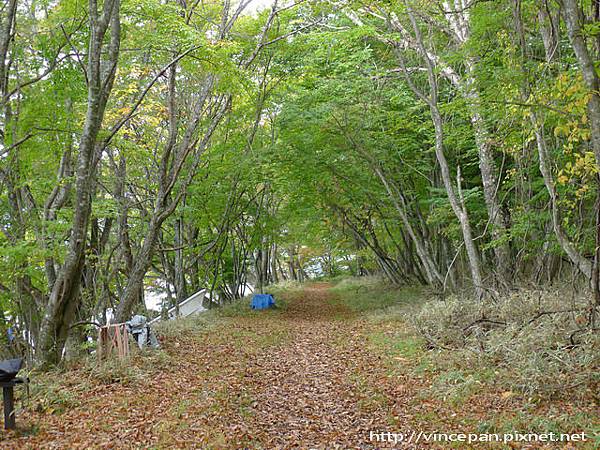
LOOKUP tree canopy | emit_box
[1,0,599,365]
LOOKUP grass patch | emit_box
[82,355,145,385]
[331,276,600,443]
[429,369,492,406]
[476,407,600,441]
[369,331,423,359]
[29,376,82,415]
[330,276,425,314]
[155,308,223,340]
[412,288,600,399]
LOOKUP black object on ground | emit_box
[0,358,22,382]
[0,358,26,430]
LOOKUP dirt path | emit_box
[3,285,416,449]
[238,285,397,448]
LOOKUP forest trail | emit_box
[231,284,401,448]
[3,284,426,449]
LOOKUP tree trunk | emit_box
[114,215,161,322]
[561,0,600,312]
[174,216,187,312]
[373,166,444,287]
[532,114,592,279]
[37,0,121,365]
[398,3,484,298]
[463,58,512,284]
[441,2,512,284]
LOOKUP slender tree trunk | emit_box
[271,243,279,284]
[334,117,443,287]
[38,0,121,365]
[442,2,512,284]
[512,1,593,282]
[398,3,484,298]
[255,249,265,293]
[463,58,512,284]
[561,0,600,171]
[386,2,511,284]
[373,166,444,286]
[174,216,187,311]
[339,209,405,285]
[115,215,161,321]
[532,114,592,279]
[538,0,560,63]
[114,79,229,322]
[288,246,297,281]
[561,0,600,320]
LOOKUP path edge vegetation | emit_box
[329,277,599,445]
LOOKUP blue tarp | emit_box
[251,294,275,310]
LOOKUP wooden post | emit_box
[3,385,15,430]
[97,327,104,360]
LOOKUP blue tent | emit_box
[251,294,275,310]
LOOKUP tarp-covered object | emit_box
[126,315,160,349]
[0,358,22,382]
[251,294,275,310]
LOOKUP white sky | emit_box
[246,0,277,14]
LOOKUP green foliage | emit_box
[1,0,599,380]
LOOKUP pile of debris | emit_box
[125,315,160,350]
